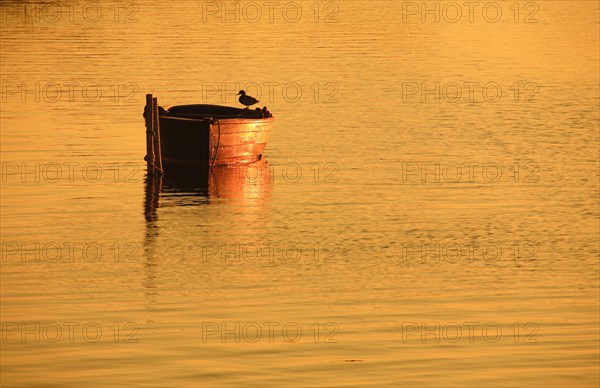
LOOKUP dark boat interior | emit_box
[162,104,272,119]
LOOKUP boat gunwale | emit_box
[159,114,274,125]
[160,103,274,124]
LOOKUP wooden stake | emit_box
[152,97,163,175]
[144,94,155,175]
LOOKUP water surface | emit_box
[1,1,599,386]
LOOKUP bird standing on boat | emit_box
[237,90,259,109]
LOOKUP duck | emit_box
[237,90,259,109]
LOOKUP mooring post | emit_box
[152,97,163,175]
[145,94,155,175]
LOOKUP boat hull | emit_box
[158,108,272,168]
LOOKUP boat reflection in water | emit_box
[142,158,273,296]
[144,157,273,220]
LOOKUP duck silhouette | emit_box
[237,90,259,109]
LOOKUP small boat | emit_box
[144,97,273,170]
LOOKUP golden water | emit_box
[1,1,599,386]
